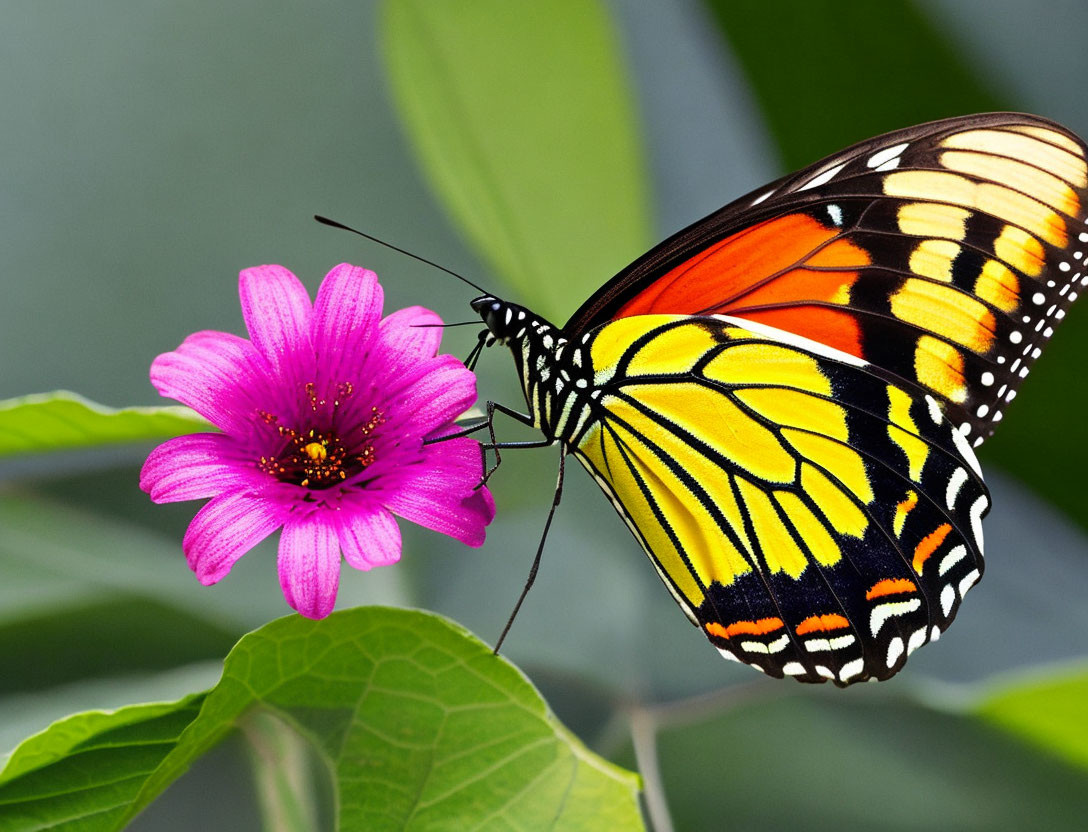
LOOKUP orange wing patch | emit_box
[796,613,851,635]
[615,214,871,358]
[706,617,785,639]
[866,578,919,600]
[913,523,953,573]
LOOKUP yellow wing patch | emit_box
[974,259,1020,312]
[913,335,967,404]
[887,386,929,482]
[940,128,1088,188]
[890,279,994,353]
[703,342,832,396]
[896,202,970,240]
[573,316,892,614]
[908,239,962,282]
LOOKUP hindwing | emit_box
[569,314,988,685]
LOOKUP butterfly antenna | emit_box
[411,320,480,328]
[314,215,490,295]
[494,447,566,654]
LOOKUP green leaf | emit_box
[0,608,643,831]
[977,666,1088,771]
[0,392,209,458]
[382,0,651,322]
[702,0,1005,169]
[618,682,1088,831]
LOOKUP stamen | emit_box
[255,404,386,489]
[303,441,328,462]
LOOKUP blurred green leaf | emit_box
[0,392,209,458]
[977,666,1088,771]
[0,608,643,831]
[0,597,236,696]
[622,683,1088,831]
[382,0,651,322]
[703,0,1005,169]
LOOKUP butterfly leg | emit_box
[476,400,550,488]
[493,446,566,654]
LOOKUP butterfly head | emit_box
[470,295,542,347]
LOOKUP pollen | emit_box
[256,402,386,489]
[303,441,328,461]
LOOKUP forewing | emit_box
[571,314,988,685]
[564,113,1088,443]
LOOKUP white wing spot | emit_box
[800,162,847,191]
[969,495,988,552]
[958,569,981,598]
[939,544,968,577]
[782,662,807,676]
[870,599,921,637]
[951,423,983,478]
[907,627,928,656]
[716,647,741,663]
[1010,330,1023,344]
[839,659,865,683]
[886,637,905,668]
[867,142,909,168]
[1032,292,1046,305]
[925,395,943,424]
[941,584,956,616]
[751,190,774,206]
[946,468,969,510]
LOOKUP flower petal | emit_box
[312,264,382,381]
[239,265,313,380]
[376,305,444,371]
[334,503,402,570]
[389,355,479,436]
[384,437,495,546]
[150,331,274,433]
[141,432,263,503]
[278,514,341,619]
[183,492,284,585]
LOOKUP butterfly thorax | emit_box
[471,295,596,443]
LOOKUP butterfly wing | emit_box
[564,113,1088,443]
[568,314,988,685]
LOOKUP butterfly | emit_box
[467,113,1088,686]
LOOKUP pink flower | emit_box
[141,264,494,618]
